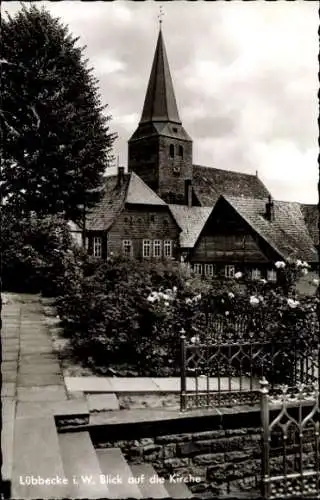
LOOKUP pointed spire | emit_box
[140,28,181,125]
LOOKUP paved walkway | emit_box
[2,294,68,403]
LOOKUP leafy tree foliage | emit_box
[1,4,116,218]
[1,209,84,295]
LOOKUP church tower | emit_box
[128,27,193,204]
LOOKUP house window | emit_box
[178,145,183,158]
[169,144,175,158]
[153,240,162,258]
[225,265,235,278]
[204,264,214,277]
[193,263,203,276]
[122,239,133,257]
[251,268,261,280]
[267,269,277,282]
[143,239,151,258]
[93,236,102,258]
[164,240,172,257]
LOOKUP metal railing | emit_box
[260,379,320,499]
[180,331,319,411]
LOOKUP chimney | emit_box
[184,179,192,207]
[117,166,125,187]
[265,195,274,221]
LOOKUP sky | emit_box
[3,1,319,203]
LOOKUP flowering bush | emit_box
[56,255,319,379]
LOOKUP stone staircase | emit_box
[10,420,194,499]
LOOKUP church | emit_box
[78,27,318,281]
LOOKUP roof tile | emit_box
[169,204,212,248]
[193,165,270,206]
[224,196,318,262]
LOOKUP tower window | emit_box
[169,144,175,158]
[178,145,183,158]
[173,127,178,132]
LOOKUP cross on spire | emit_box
[158,6,164,30]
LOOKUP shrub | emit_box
[56,254,319,380]
[1,210,83,296]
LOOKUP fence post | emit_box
[180,333,187,411]
[260,377,270,499]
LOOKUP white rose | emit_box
[234,272,243,279]
[275,261,286,269]
[301,268,308,276]
[312,279,319,286]
[228,292,235,299]
[173,286,177,293]
[296,259,303,267]
[287,298,300,308]
[249,296,260,305]
[191,335,200,344]
[260,279,267,284]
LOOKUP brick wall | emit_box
[107,206,180,259]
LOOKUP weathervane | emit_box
[158,6,164,29]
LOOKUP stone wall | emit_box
[93,406,317,499]
[96,427,262,497]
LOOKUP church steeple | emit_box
[140,29,181,125]
[128,26,193,204]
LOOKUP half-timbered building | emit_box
[78,27,318,278]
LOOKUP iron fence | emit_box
[180,327,320,411]
[261,379,320,499]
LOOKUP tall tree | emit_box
[0,4,117,219]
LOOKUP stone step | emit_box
[96,447,142,499]
[2,399,16,498]
[131,463,170,498]
[58,431,109,499]
[11,416,68,499]
[164,479,194,499]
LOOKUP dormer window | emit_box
[178,145,183,158]
[169,144,175,158]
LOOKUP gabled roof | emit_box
[222,196,318,263]
[300,203,319,246]
[169,204,212,248]
[140,29,181,125]
[86,172,166,231]
[126,172,166,205]
[193,165,270,207]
